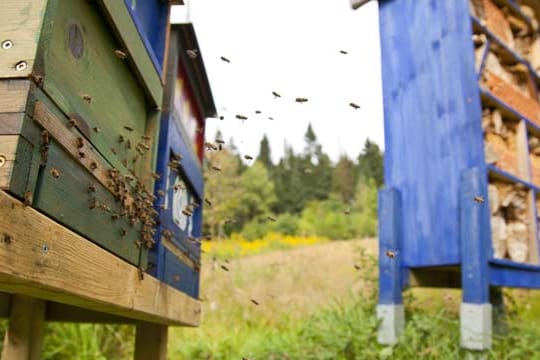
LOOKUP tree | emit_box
[357,139,384,187]
[257,135,273,169]
[273,145,306,214]
[301,124,331,202]
[236,162,277,225]
[331,155,356,202]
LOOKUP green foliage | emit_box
[257,135,273,169]
[331,155,357,202]
[357,139,384,187]
[236,162,277,224]
[241,213,299,240]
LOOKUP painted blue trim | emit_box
[461,167,491,304]
[378,188,403,305]
[487,165,540,193]
[477,38,491,81]
[490,261,540,289]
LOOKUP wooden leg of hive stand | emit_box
[134,322,168,360]
[1,295,46,360]
[460,167,492,350]
[377,188,404,345]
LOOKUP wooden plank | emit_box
[1,295,45,360]
[0,80,30,113]
[0,113,25,135]
[0,135,19,189]
[162,237,198,271]
[134,322,168,360]
[99,0,163,108]
[0,0,48,78]
[46,302,135,324]
[527,190,539,264]
[0,189,200,326]
[516,121,531,181]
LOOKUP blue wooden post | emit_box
[377,187,404,345]
[460,167,492,350]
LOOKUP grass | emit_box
[2,239,540,359]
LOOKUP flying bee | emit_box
[124,126,134,132]
[304,168,313,174]
[244,155,253,161]
[141,135,152,141]
[76,137,84,148]
[173,184,185,192]
[385,250,398,259]
[250,299,259,306]
[50,168,60,178]
[182,209,192,217]
[216,139,225,145]
[474,195,485,203]
[255,110,261,114]
[267,216,277,222]
[295,97,308,103]
[340,50,348,55]
[219,115,224,120]
[354,264,361,270]
[272,91,281,98]
[119,135,125,143]
[171,152,183,161]
[212,165,222,171]
[93,127,101,133]
[114,49,128,59]
[220,56,230,63]
[349,102,361,110]
[82,94,92,104]
[236,114,248,121]
[204,198,212,207]
[186,49,198,59]
[268,117,274,121]
[220,264,230,271]
[151,173,161,180]
[344,207,351,215]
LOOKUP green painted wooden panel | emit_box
[35,0,154,179]
[33,141,147,268]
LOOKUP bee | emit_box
[250,299,259,306]
[215,139,225,145]
[93,127,101,133]
[82,94,92,104]
[385,250,397,259]
[157,190,165,197]
[76,137,84,148]
[349,102,360,110]
[220,56,231,63]
[212,165,222,171]
[474,195,485,203]
[219,115,224,120]
[111,147,117,155]
[295,97,309,103]
[354,264,361,270]
[23,191,32,206]
[121,159,128,167]
[124,126,134,132]
[90,162,97,171]
[50,168,60,178]
[138,143,150,151]
[89,198,98,209]
[267,216,277,222]
[340,50,348,55]
[168,160,180,169]
[236,114,248,121]
[68,118,78,127]
[120,228,127,237]
[344,207,351,215]
[171,152,183,161]
[304,168,312,174]
[138,267,144,280]
[244,155,253,161]
[174,184,185,192]
[111,213,119,221]
[141,135,152,141]
[132,155,140,163]
[3,234,12,245]
[41,130,50,145]
[272,91,281,98]
[186,49,198,59]
[151,173,161,180]
[114,49,128,59]
[127,139,132,149]
[204,198,212,207]
[220,264,230,271]
[224,218,234,225]
[119,135,125,143]
[189,236,201,244]
[182,209,192,217]
[255,110,261,114]
[268,117,274,121]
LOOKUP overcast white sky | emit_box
[172,1,384,164]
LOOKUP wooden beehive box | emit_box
[0,0,169,269]
[379,0,540,282]
[148,24,216,298]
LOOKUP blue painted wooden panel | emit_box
[378,188,403,304]
[460,168,490,303]
[490,260,540,289]
[379,0,485,267]
[148,112,203,298]
[124,0,169,74]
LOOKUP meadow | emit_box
[2,237,540,359]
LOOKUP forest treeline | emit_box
[203,124,383,240]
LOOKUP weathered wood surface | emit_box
[1,295,45,360]
[0,0,48,78]
[134,322,168,360]
[0,136,19,190]
[0,189,200,326]
[0,80,30,114]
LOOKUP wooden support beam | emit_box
[0,189,200,326]
[134,322,168,360]
[1,295,45,360]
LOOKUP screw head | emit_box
[0,155,6,168]
[1,40,13,50]
[15,61,27,71]
[42,244,49,254]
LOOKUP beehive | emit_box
[0,0,170,268]
[376,0,540,349]
[148,24,216,298]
